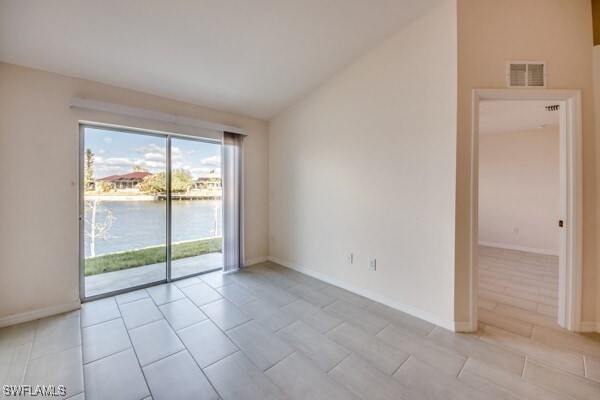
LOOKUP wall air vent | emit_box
[506,61,546,88]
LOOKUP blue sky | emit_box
[84,127,221,179]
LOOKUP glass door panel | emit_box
[82,126,167,297]
[170,137,223,279]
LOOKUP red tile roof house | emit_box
[96,171,152,190]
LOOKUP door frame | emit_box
[78,123,223,301]
[469,89,583,331]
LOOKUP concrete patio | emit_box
[85,252,222,297]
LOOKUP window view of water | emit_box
[82,125,224,297]
[83,200,222,257]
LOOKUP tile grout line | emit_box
[140,348,187,369]
[125,316,165,332]
[147,292,186,307]
[323,320,345,336]
[326,352,352,374]
[76,312,87,400]
[173,280,203,291]
[194,295,227,309]
[390,354,412,377]
[155,295,203,333]
[200,350,242,371]
[236,296,260,308]
[28,342,83,363]
[455,356,469,378]
[83,346,132,366]
[279,297,301,310]
[114,292,150,306]
[425,325,436,338]
[224,318,254,333]
[81,315,122,330]
[18,323,37,388]
[115,295,152,308]
[167,286,244,388]
[172,338,226,399]
[521,356,528,378]
[119,305,153,400]
[263,351,298,374]
[375,321,392,336]
[64,390,85,400]
[421,323,436,337]
[270,317,299,335]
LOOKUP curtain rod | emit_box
[69,97,246,135]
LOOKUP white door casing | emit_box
[469,89,582,332]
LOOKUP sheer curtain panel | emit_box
[222,131,245,273]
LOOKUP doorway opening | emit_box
[469,89,582,332]
[79,124,223,300]
[477,99,561,336]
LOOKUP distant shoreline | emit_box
[85,195,155,201]
[85,194,222,202]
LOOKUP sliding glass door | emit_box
[80,125,222,299]
[170,137,223,279]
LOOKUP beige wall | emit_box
[594,0,600,45]
[594,45,600,325]
[479,127,559,254]
[455,0,597,325]
[269,0,458,324]
[0,62,269,321]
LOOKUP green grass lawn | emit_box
[85,237,222,276]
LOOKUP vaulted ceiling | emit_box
[0,0,444,120]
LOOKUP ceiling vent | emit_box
[506,61,546,88]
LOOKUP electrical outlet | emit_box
[513,227,519,234]
[346,253,353,264]
[368,257,376,271]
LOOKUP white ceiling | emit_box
[479,100,560,135]
[0,0,443,120]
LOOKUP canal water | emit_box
[84,199,222,257]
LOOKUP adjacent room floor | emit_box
[478,245,561,335]
[1,260,599,400]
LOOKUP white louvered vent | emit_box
[506,61,546,88]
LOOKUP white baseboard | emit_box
[0,300,81,328]
[245,256,269,266]
[580,321,600,333]
[478,241,559,256]
[269,256,460,332]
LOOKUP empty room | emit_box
[1,1,599,399]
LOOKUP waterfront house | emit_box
[194,175,222,190]
[96,171,152,190]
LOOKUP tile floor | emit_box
[476,246,600,397]
[1,255,599,399]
